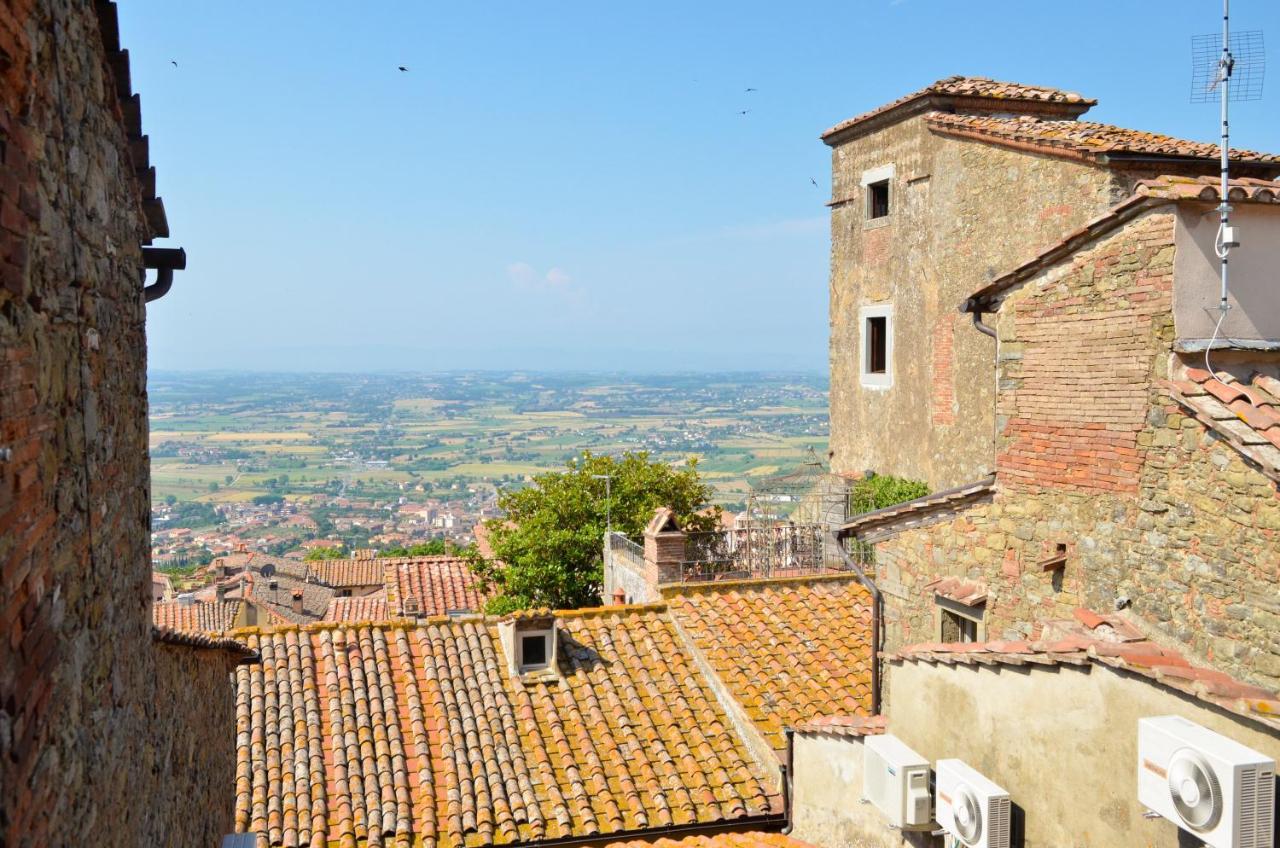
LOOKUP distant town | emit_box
[148,370,828,571]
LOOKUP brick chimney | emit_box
[611,588,626,606]
[215,583,228,603]
[643,507,686,586]
[291,590,304,615]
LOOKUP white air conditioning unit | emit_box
[1138,715,1275,848]
[862,734,932,830]
[936,759,1011,848]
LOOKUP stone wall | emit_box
[885,658,1280,848]
[0,3,239,845]
[863,209,1280,690]
[141,643,242,847]
[826,112,1133,491]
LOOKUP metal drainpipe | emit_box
[829,531,882,716]
[143,246,186,303]
[781,728,796,834]
[962,298,997,339]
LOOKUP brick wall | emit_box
[865,208,1280,690]
[0,3,239,845]
[996,212,1175,493]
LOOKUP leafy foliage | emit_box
[847,473,930,515]
[303,545,347,561]
[378,539,449,557]
[470,451,718,613]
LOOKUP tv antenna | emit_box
[1189,0,1264,374]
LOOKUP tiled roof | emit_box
[306,558,388,589]
[229,571,335,625]
[665,575,875,753]
[925,576,987,607]
[1136,174,1280,203]
[231,610,779,847]
[889,609,1280,732]
[1164,368,1280,481]
[790,715,887,739]
[822,76,1094,142]
[386,556,489,616]
[926,112,1280,165]
[603,832,816,848]
[840,476,995,537]
[152,625,256,659]
[152,599,244,633]
[322,594,391,623]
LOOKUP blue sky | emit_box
[120,1,1280,373]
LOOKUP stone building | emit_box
[810,173,1280,847]
[842,176,1280,690]
[823,76,1280,490]
[0,3,255,846]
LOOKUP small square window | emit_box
[867,180,890,219]
[519,632,549,671]
[859,305,893,388]
[940,609,979,644]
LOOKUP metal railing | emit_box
[606,531,645,571]
[678,523,856,583]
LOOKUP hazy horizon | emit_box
[121,1,1280,373]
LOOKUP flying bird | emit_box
[398,66,409,72]
[810,177,818,187]
[170,60,178,67]
[745,87,757,92]
[738,109,750,116]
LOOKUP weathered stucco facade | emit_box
[857,206,1280,691]
[0,3,247,845]
[883,659,1280,848]
[826,111,1130,491]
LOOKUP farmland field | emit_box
[148,371,829,510]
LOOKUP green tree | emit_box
[379,539,449,557]
[304,545,346,561]
[225,475,234,485]
[469,451,718,614]
[847,473,930,515]
[164,494,177,506]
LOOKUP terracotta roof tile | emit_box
[1165,368,1280,481]
[603,832,817,848]
[152,625,256,659]
[790,715,887,738]
[841,476,995,537]
[231,610,779,846]
[386,556,490,617]
[306,557,388,589]
[322,594,391,623]
[822,76,1094,142]
[1135,174,1280,203]
[152,599,244,633]
[889,610,1280,732]
[927,113,1280,164]
[665,576,875,753]
[925,576,987,607]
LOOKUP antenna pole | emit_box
[1219,0,1232,313]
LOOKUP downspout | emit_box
[828,532,882,716]
[962,297,997,339]
[781,727,795,834]
[143,246,186,303]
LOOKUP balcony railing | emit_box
[678,523,856,583]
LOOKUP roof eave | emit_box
[960,195,1160,314]
[823,94,1093,148]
